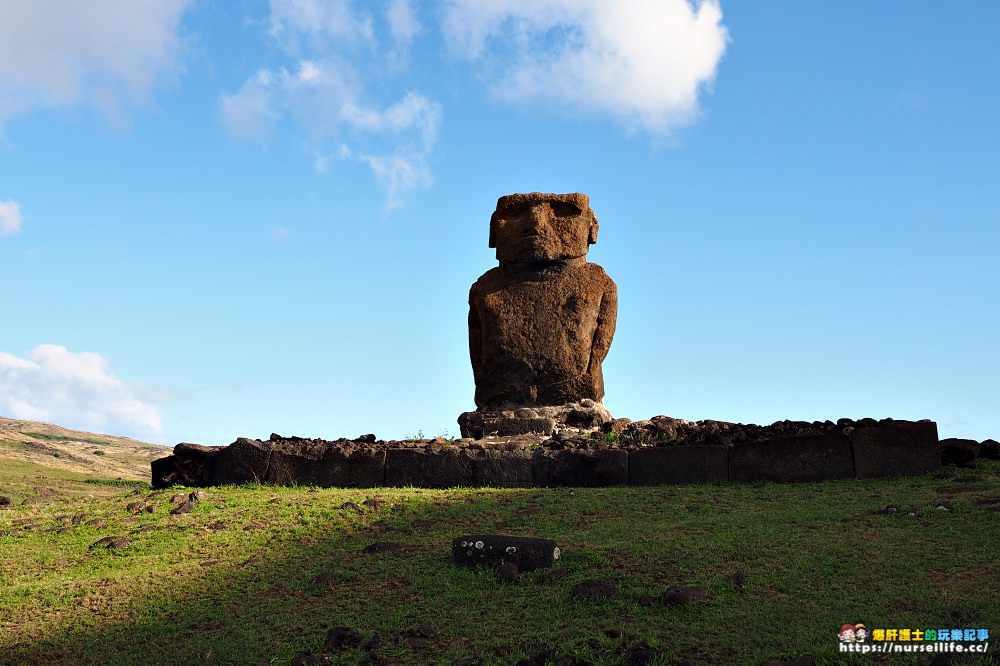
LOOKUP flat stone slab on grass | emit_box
[730,433,854,483]
[852,420,940,478]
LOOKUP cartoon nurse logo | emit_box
[854,624,869,642]
[839,624,857,642]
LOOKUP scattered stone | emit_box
[660,585,708,605]
[89,536,123,549]
[21,497,46,506]
[312,572,335,588]
[936,502,953,511]
[362,542,403,554]
[493,647,513,657]
[200,560,220,568]
[625,643,660,665]
[363,636,382,651]
[638,594,655,607]
[415,624,437,638]
[324,627,361,650]
[513,506,541,517]
[980,439,1000,460]
[85,519,107,527]
[170,494,189,504]
[243,523,266,531]
[207,521,226,531]
[498,561,520,583]
[171,502,195,515]
[728,571,747,588]
[571,579,619,601]
[362,499,384,510]
[289,652,317,666]
[539,566,568,584]
[71,514,85,525]
[0,496,11,507]
[453,535,560,572]
[339,502,361,511]
[126,502,145,514]
[189,490,208,501]
[940,438,979,467]
[411,519,434,529]
[405,636,427,649]
[878,504,901,514]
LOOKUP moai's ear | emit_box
[588,219,599,245]
[489,212,497,248]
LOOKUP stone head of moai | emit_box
[490,192,599,264]
[459,193,618,438]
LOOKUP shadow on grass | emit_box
[2,467,1000,666]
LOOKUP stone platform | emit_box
[151,417,957,489]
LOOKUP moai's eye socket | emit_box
[550,201,581,217]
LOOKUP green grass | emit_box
[1,461,999,665]
[22,431,111,447]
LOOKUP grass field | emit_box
[1,453,998,665]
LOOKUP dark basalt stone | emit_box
[452,535,560,572]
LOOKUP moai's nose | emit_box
[526,203,551,228]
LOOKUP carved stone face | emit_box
[490,193,598,263]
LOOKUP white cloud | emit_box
[0,199,21,234]
[219,0,438,207]
[387,0,421,48]
[0,0,195,127]
[441,0,729,135]
[0,345,164,440]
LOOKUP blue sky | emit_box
[1,1,997,447]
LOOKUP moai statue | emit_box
[458,193,618,439]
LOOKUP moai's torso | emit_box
[470,261,616,407]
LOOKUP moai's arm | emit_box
[468,286,483,383]
[590,277,618,367]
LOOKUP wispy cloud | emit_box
[0,0,195,128]
[0,199,21,234]
[218,0,440,207]
[441,0,729,136]
[0,345,165,440]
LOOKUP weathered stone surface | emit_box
[152,436,386,488]
[852,421,940,478]
[474,450,534,487]
[458,401,612,439]
[571,579,618,601]
[628,446,728,485]
[533,449,628,487]
[939,438,980,467]
[264,440,385,488]
[660,585,708,605]
[729,433,854,483]
[462,192,617,433]
[386,448,476,488]
[452,535,560,572]
[151,443,223,489]
[200,438,271,485]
